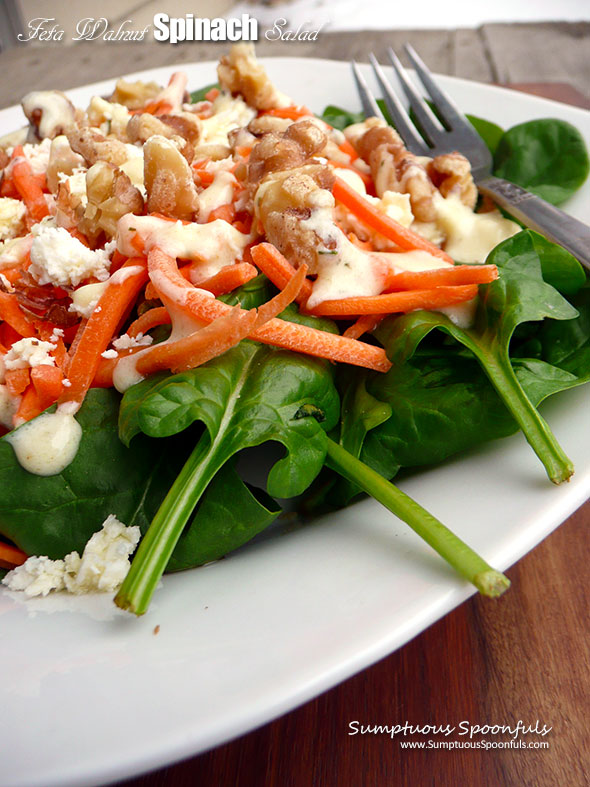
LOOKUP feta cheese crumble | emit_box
[2,515,141,597]
[0,197,27,241]
[112,332,153,351]
[4,338,56,370]
[29,225,113,287]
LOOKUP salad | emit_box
[0,45,588,614]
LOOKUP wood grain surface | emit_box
[114,79,590,787]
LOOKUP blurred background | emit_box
[0,0,588,107]
[1,0,588,48]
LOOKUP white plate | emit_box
[1,58,590,787]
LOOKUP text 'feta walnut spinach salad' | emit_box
[0,45,588,613]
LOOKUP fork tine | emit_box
[403,43,468,130]
[351,60,381,119]
[368,54,429,155]
[386,48,444,146]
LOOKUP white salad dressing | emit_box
[198,170,236,222]
[433,194,520,263]
[5,409,82,476]
[117,213,250,278]
[302,192,385,309]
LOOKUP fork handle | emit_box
[476,176,590,270]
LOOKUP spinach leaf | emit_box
[166,460,280,572]
[219,273,274,309]
[494,118,590,205]
[0,389,186,559]
[466,114,504,155]
[529,230,586,296]
[373,231,580,483]
[116,341,339,612]
[319,104,365,130]
[120,341,339,497]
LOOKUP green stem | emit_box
[325,438,510,597]
[478,346,573,484]
[115,438,218,615]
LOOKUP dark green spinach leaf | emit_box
[494,118,590,205]
[0,389,186,559]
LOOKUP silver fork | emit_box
[352,45,590,269]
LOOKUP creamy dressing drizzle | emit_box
[5,409,82,476]
[434,194,520,263]
[117,214,250,279]
[198,171,236,222]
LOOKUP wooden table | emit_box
[2,22,589,787]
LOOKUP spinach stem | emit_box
[478,346,574,484]
[325,438,510,598]
[115,439,216,615]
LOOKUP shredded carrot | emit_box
[205,87,220,102]
[333,177,453,263]
[385,264,498,291]
[262,106,312,120]
[60,259,148,407]
[11,146,50,223]
[30,365,65,410]
[192,262,258,295]
[127,307,171,338]
[250,243,313,306]
[0,541,28,570]
[135,266,307,376]
[15,384,43,423]
[5,368,31,396]
[0,291,36,338]
[207,204,235,224]
[135,307,256,377]
[235,145,252,159]
[338,139,359,162]
[308,285,479,317]
[194,169,214,185]
[343,314,387,340]
[147,247,391,373]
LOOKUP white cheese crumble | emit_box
[112,332,153,351]
[2,515,141,597]
[0,197,27,241]
[29,225,112,287]
[4,338,55,370]
[57,167,88,207]
[101,349,118,359]
[200,93,256,147]
[7,138,52,175]
[2,556,65,597]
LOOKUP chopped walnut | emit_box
[247,115,293,137]
[256,168,335,275]
[83,161,144,237]
[248,120,327,186]
[67,128,129,168]
[218,44,290,110]
[355,123,437,222]
[109,78,161,110]
[427,152,477,209]
[143,135,200,221]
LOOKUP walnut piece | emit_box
[218,44,290,110]
[143,135,200,221]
